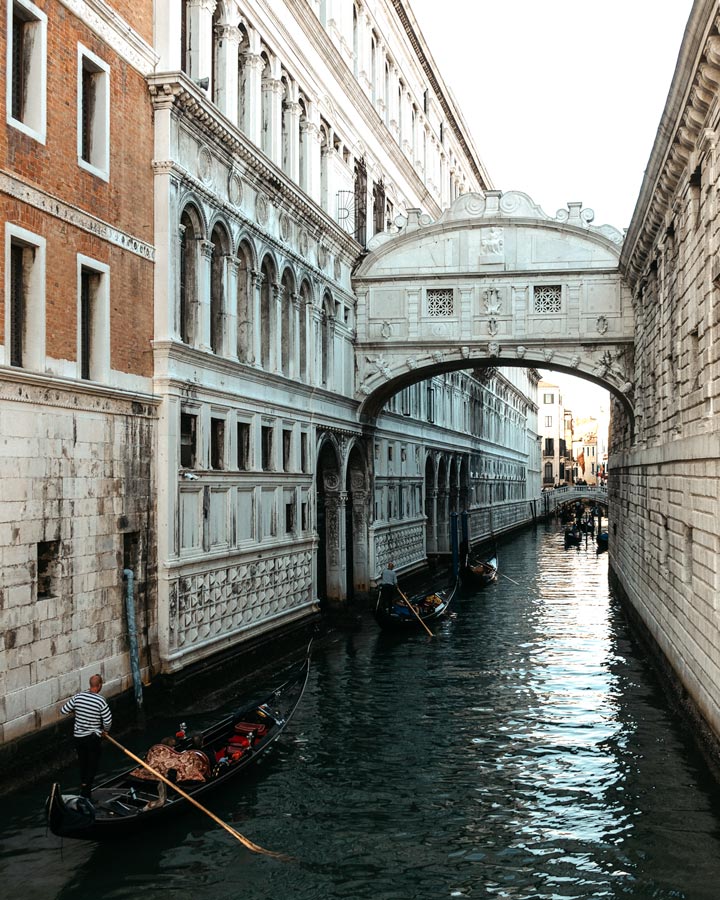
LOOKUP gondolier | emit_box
[61,673,112,800]
[379,561,399,601]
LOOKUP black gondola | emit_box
[461,551,499,589]
[597,531,609,552]
[564,526,582,547]
[374,578,458,632]
[47,651,311,840]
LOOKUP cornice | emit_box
[620,0,719,286]
[0,366,159,414]
[58,0,158,75]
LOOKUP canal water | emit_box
[4,524,720,899]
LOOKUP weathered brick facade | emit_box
[0,0,157,742]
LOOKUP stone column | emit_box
[262,76,283,165]
[241,51,264,145]
[272,281,282,374]
[155,0,182,70]
[426,489,438,556]
[251,269,262,367]
[215,23,241,125]
[187,0,216,86]
[351,488,370,595]
[283,88,301,181]
[323,492,345,602]
[226,256,240,361]
[291,292,300,380]
[311,306,323,385]
[356,6,372,96]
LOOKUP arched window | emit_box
[260,52,272,158]
[210,223,229,354]
[236,240,253,363]
[260,256,275,370]
[280,268,294,377]
[384,60,390,125]
[352,6,359,78]
[321,291,334,387]
[179,206,201,345]
[320,121,330,212]
[298,96,308,192]
[298,280,310,382]
[281,74,291,174]
[370,33,377,104]
[211,3,221,106]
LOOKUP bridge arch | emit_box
[352,190,636,436]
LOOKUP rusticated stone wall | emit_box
[612,1,720,743]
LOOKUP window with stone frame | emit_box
[7,0,47,142]
[78,44,110,180]
[426,288,454,317]
[6,225,45,371]
[532,285,562,313]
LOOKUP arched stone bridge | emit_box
[353,190,635,426]
[541,485,609,517]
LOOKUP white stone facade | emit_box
[612,3,720,743]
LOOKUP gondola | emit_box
[596,531,609,552]
[46,650,311,840]
[564,526,582,547]
[461,551,498,589]
[374,577,458,632]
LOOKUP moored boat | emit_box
[564,526,582,547]
[461,551,499,589]
[47,651,311,840]
[374,578,458,632]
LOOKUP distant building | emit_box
[539,380,572,486]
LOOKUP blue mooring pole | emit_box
[123,569,144,711]
[460,510,469,549]
[450,512,459,578]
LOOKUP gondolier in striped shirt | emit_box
[61,673,112,800]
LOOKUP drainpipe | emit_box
[123,569,144,712]
[450,512,459,578]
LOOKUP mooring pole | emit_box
[450,512,459,578]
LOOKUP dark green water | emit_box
[4,525,720,899]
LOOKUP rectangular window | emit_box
[543,393,554,404]
[77,45,110,179]
[285,491,295,533]
[300,432,308,473]
[210,417,225,469]
[544,438,554,455]
[282,428,292,472]
[533,285,562,313]
[426,288,454,317]
[77,256,109,381]
[545,416,552,427]
[426,384,435,423]
[6,226,45,371]
[237,422,250,470]
[37,540,60,599]
[261,425,274,471]
[301,500,308,532]
[180,412,197,468]
[7,0,47,142]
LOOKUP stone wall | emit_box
[0,380,156,742]
[612,2,720,741]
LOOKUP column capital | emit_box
[199,239,214,259]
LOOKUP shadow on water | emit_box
[5,525,720,899]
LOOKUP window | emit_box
[426,289,453,317]
[7,0,46,142]
[545,416,552,427]
[77,256,109,381]
[37,540,60,599]
[210,417,225,469]
[261,425,274,471]
[78,45,110,179]
[237,422,250,470]
[543,393,554,404]
[301,500,308,532]
[300,432,308,473]
[544,438,554,455]
[285,491,295,533]
[282,428,292,472]
[533,285,561,313]
[5,225,45,370]
[180,412,197,468]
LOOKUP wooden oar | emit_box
[397,588,434,638]
[500,572,521,587]
[102,732,288,859]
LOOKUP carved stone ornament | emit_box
[432,350,444,363]
[333,257,341,282]
[596,315,609,334]
[368,355,393,379]
[488,318,498,336]
[488,342,500,357]
[279,212,291,241]
[318,244,328,269]
[480,227,504,256]
[256,192,269,226]
[380,321,392,339]
[543,348,555,362]
[198,146,213,185]
[516,345,527,359]
[228,170,243,207]
[571,354,581,368]
[460,346,471,359]
[483,288,502,314]
[406,356,418,370]
[299,229,309,257]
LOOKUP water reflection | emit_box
[4,525,720,899]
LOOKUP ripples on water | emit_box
[4,525,720,899]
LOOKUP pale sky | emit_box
[409,0,694,231]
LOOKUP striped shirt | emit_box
[61,690,112,737]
